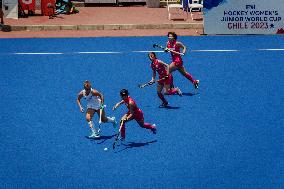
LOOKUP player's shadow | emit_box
[182,92,196,96]
[115,140,157,153]
[158,105,180,109]
[86,134,116,144]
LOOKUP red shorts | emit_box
[173,60,183,68]
[158,74,173,86]
[127,109,144,122]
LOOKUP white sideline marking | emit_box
[191,50,239,52]
[132,50,164,53]
[77,51,122,54]
[14,52,63,55]
[258,49,284,51]
[11,49,284,55]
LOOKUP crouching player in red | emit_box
[148,52,182,107]
[112,89,157,140]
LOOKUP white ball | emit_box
[104,147,108,151]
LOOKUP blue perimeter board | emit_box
[0,35,284,189]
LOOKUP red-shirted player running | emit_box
[148,52,182,107]
[112,89,157,140]
[165,32,199,89]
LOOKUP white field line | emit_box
[77,51,122,54]
[258,49,284,51]
[191,50,239,52]
[11,48,284,55]
[14,52,63,55]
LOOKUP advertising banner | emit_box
[204,0,284,34]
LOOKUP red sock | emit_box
[143,123,155,130]
[120,123,126,138]
[167,88,178,95]
[157,92,168,104]
[185,72,195,83]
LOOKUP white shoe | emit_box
[176,87,183,96]
[151,124,157,134]
[89,131,100,138]
[194,80,199,90]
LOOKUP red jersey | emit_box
[123,96,140,114]
[123,96,144,121]
[150,58,168,77]
[167,40,183,63]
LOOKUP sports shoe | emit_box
[118,136,125,142]
[89,131,100,139]
[176,87,183,96]
[112,117,117,128]
[151,124,157,134]
[194,80,199,89]
[159,102,169,108]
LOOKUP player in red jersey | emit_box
[165,32,199,89]
[148,52,182,107]
[112,89,157,140]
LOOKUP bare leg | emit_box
[119,114,131,139]
[178,66,196,84]
[169,62,179,74]
[157,83,168,105]
[86,109,99,137]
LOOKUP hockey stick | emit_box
[153,44,184,56]
[112,131,120,150]
[138,81,155,88]
[138,75,169,88]
[112,120,125,149]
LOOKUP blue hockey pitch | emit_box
[0,35,283,189]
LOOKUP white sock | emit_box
[88,121,96,132]
[107,117,115,123]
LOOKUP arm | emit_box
[176,41,186,55]
[150,68,156,83]
[112,100,124,111]
[158,60,170,75]
[76,91,84,113]
[92,89,104,105]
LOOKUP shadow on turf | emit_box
[85,134,116,144]
[115,140,157,153]
[158,105,180,109]
[164,92,198,97]
[182,92,196,96]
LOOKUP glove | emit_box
[164,48,170,53]
[148,80,155,85]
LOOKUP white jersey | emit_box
[83,88,102,110]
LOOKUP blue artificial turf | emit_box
[0,35,283,189]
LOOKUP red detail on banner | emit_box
[41,0,55,16]
[19,0,35,11]
[276,28,284,34]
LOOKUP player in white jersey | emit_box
[77,80,117,138]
